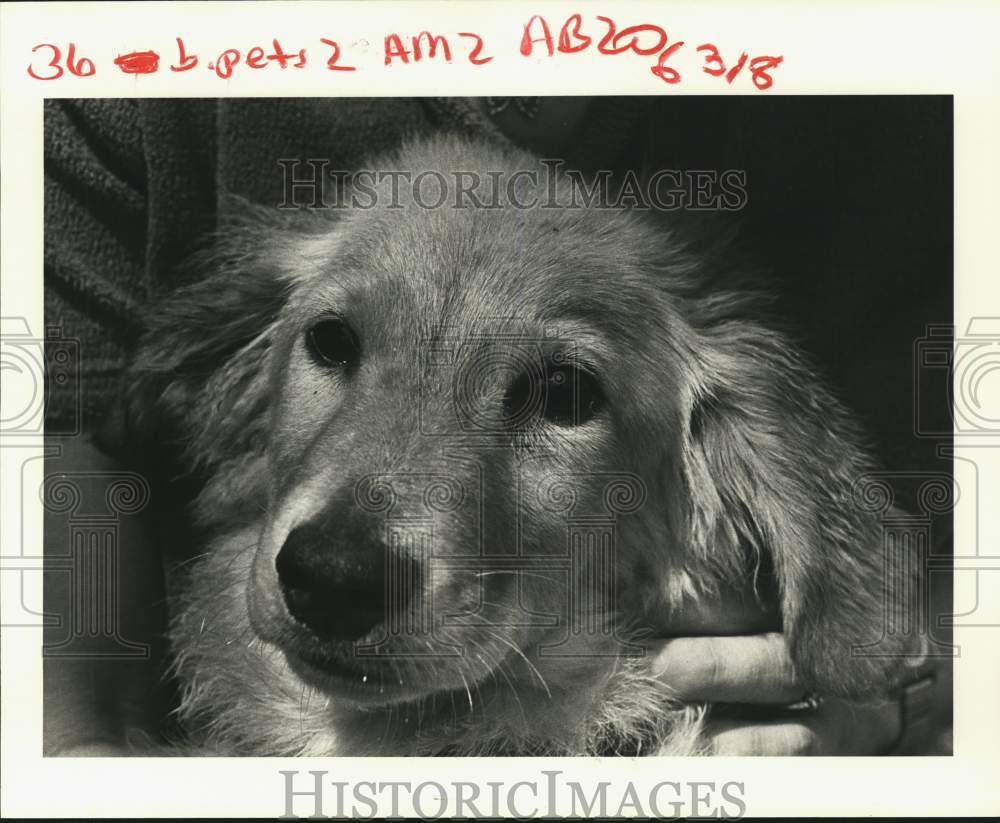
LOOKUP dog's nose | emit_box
[276,522,417,642]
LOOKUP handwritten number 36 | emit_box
[28,43,96,80]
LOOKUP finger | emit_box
[705,698,901,756]
[705,718,824,756]
[646,632,803,704]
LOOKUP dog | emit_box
[127,134,919,756]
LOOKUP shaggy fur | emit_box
[127,135,919,756]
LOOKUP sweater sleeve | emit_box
[43,99,220,449]
[43,98,149,438]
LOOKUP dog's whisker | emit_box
[169,550,215,571]
[299,683,310,724]
[192,575,249,604]
[466,636,527,728]
[483,629,552,699]
[458,672,474,714]
[382,700,394,740]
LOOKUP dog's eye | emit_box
[306,318,361,369]
[504,362,605,428]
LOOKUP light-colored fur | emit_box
[129,135,918,756]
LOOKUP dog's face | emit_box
[245,153,693,708]
[132,136,921,753]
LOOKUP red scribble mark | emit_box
[114,50,160,74]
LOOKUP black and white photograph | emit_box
[40,95,953,758]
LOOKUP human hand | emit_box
[644,590,949,755]
[650,632,905,754]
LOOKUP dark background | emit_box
[623,96,954,499]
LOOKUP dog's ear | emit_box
[124,203,328,480]
[679,310,920,699]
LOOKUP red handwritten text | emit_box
[27,43,96,80]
